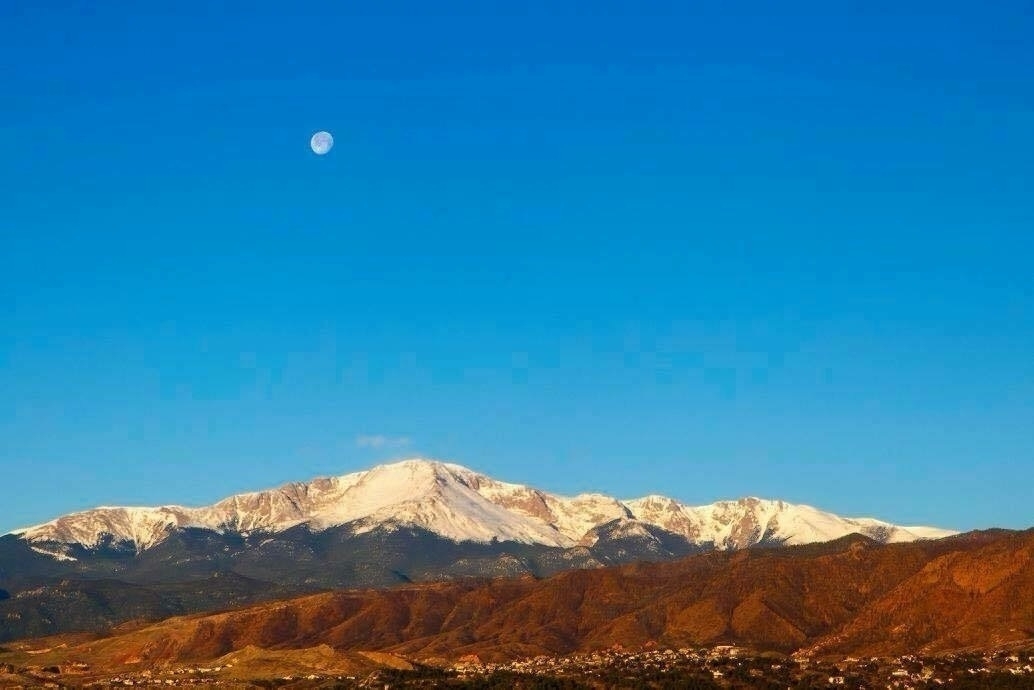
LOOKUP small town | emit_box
[442,646,1034,689]
[4,646,1034,689]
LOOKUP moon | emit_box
[310,131,334,155]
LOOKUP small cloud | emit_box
[355,434,411,449]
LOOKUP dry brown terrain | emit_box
[2,529,1032,675]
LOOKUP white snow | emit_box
[29,545,77,561]
[10,458,957,556]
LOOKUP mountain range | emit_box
[4,528,1032,673]
[11,458,952,554]
[0,458,955,642]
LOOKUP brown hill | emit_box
[3,529,1032,671]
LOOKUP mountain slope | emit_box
[10,458,955,555]
[5,529,1031,669]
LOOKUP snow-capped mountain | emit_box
[11,458,955,555]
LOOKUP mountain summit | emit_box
[12,458,954,555]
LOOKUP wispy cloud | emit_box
[355,434,411,449]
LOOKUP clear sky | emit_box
[2,2,1032,534]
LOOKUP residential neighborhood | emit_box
[4,645,1034,688]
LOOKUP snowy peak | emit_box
[578,518,664,548]
[623,494,956,550]
[11,506,192,551]
[332,459,574,546]
[11,458,956,554]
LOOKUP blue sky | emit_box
[2,1,1032,533]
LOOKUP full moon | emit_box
[310,131,334,155]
